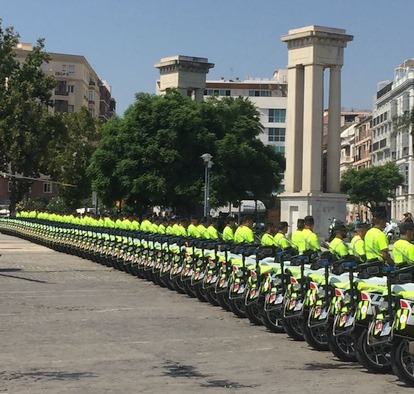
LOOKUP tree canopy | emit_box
[0,21,56,213]
[44,107,99,210]
[88,91,285,215]
[340,162,404,209]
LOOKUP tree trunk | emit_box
[9,175,17,217]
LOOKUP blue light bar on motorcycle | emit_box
[343,261,357,268]
[320,259,331,267]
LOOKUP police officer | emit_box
[328,222,349,259]
[364,208,394,265]
[261,222,276,246]
[349,222,369,262]
[392,222,414,265]
[222,216,236,242]
[302,216,320,252]
[207,217,219,240]
[187,215,201,238]
[274,221,292,250]
[234,215,255,243]
[291,218,304,253]
[196,217,209,239]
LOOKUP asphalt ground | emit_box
[0,233,410,393]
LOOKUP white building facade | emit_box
[204,70,288,155]
[371,59,414,220]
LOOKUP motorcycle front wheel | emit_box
[355,327,392,374]
[228,298,246,318]
[326,325,357,362]
[392,338,414,386]
[302,318,329,351]
[204,287,220,306]
[217,291,231,312]
[261,308,285,333]
[192,283,208,303]
[283,317,304,341]
[245,302,263,326]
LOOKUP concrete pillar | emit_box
[327,65,342,193]
[302,64,324,192]
[284,66,304,193]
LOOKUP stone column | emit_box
[302,64,324,192]
[327,65,342,193]
[284,66,304,193]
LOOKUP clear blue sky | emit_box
[2,0,413,115]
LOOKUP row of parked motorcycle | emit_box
[1,217,414,387]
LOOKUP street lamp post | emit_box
[201,153,213,224]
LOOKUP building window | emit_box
[68,105,74,113]
[249,90,272,97]
[67,85,74,93]
[268,128,286,142]
[43,182,52,193]
[68,64,75,75]
[273,146,285,154]
[268,109,286,123]
[205,89,231,96]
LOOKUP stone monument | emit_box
[280,25,353,238]
[155,55,214,102]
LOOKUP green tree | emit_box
[207,96,285,206]
[0,21,56,214]
[89,91,285,215]
[87,115,127,208]
[340,162,404,210]
[44,107,99,210]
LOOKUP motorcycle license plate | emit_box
[380,322,391,337]
[341,314,354,327]
[316,307,328,320]
[234,283,244,294]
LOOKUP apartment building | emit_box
[339,115,372,222]
[371,59,414,219]
[204,69,288,154]
[0,44,116,208]
[15,43,116,119]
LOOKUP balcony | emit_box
[89,80,96,86]
[54,90,69,96]
[88,100,95,105]
[341,156,354,164]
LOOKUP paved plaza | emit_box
[0,233,409,393]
